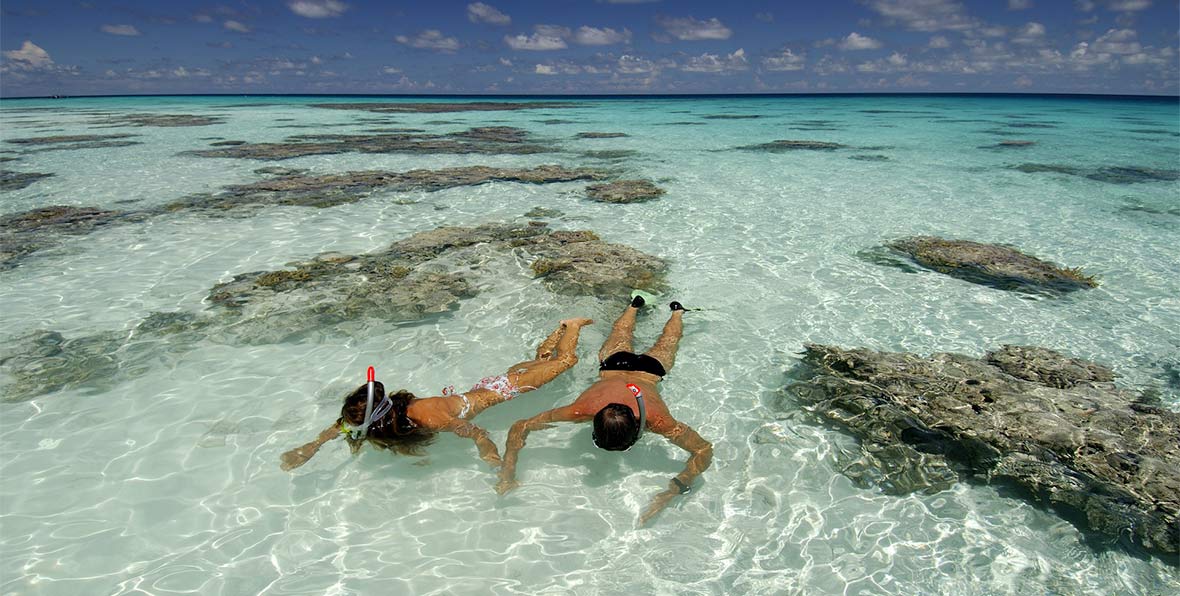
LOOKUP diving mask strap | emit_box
[626,383,646,439]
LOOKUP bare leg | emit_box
[534,323,566,360]
[643,310,683,373]
[508,318,593,391]
[598,304,639,362]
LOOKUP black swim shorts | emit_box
[599,351,666,377]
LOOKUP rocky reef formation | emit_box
[882,236,1098,295]
[92,113,225,127]
[786,343,1179,559]
[584,179,666,204]
[1,221,667,398]
[737,140,847,152]
[0,206,136,271]
[168,165,608,211]
[0,170,53,191]
[311,102,576,114]
[181,127,552,160]
[1012,163,1179,184]
[575,132,629,139]
[0,315,211,402]
[0,165,607,268]
[209,222,667,327]
[4,133,142,152]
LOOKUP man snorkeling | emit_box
[280,317,593,471]
[496,297,713,525]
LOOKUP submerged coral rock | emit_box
[311,102,576,113]
[788,343,1180,559]
[182,128,551,160]
[171,165,608,211]
[524,230,666,296]
[0,170,54,191]
[0,330,123,401]
[575,132,629,139]
[95,113,225,127]
[737,140,846,152]
[4,133,142,152]
[204,222,664,341]
[886,236,1098,294]
[585,179,666,203]
[4,134,138,145]
[0,206,131,270]
[1013,163,1179,184]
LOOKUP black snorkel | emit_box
[626,383,646,441]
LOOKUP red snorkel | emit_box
[355,366,378,440]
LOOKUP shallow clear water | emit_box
[1,95,1178,595]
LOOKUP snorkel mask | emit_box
[349,366,392,440]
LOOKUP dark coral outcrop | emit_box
[885,236,1098,295]
[787,343,1180,559]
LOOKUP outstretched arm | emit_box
[449,421,502,468]
[638,421,713,525]
[496,405,584,494]
[280,424,341,471]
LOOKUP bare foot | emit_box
[560,317,594,328]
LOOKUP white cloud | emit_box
[839,32,883,50]
[866,0,977,31]
[1092,28,1142,54]
[888,52,908,66]
[1012,22,1046,45]
[763,48,806,71]
[224,20,251,33]
[1008,0,1032,9]
[505,26,569,50]
[1104,0,1150,10]
[681,48,748,73]
[814,55,850,75]
[1075,0,1096,10]
[287,0,348,18]
[396,30,461,52]
[535,64,557,75]
[499,57,513,67]
[1068,41,1114,68]
[2,41,54,70]
[655,16,732,41]
[929,35,951,48]
[382,66,402,74]
[468,3,511,25]
[1014,75,1034,87]
[101,24,141,36]
[617,54,659,74]
[574,26,631,46]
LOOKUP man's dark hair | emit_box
[592,403,640,451]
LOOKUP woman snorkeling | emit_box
[280,317,593,471]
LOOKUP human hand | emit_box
[280,448,311,471]
[637,487,679,526]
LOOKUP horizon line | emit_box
[2,91,1177,101]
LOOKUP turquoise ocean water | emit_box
[1,95,1178,594]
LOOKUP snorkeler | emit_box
[496,297,713,525]
[280,317,593,471]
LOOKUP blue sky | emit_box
[1,1,1177,97]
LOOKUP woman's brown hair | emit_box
[337,381,436,457]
